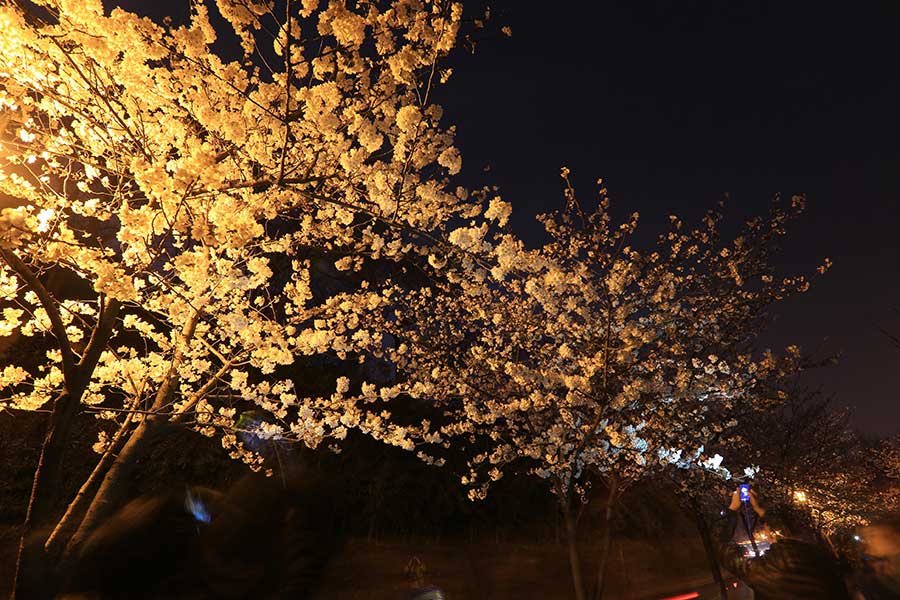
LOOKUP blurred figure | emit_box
[718,488,852,599]
[855,518,900,599]
[404,556,446,600]
[199,468,340,599]
[63,488,216,598]
[724,486,768,556]
[61,467,341,599]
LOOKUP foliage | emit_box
[0,0,473,467]
[0,2,849,597]
[880,437,900,483]
[737,389,891,533]
[367,172,823,504]
[352,172,825,600]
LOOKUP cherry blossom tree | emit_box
[363,173,824,600]
[735,389,892,538]
[878,437,900,516]
[0,0,476,594]
[881,437,900,484]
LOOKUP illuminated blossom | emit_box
[0,0,475,558]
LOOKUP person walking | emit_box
[718,488,853,599]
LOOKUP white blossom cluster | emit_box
[0,0,828,504]
[361,175,822,503]
[0,0,475,469]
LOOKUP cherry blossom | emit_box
[0,0,473,587]
[360,173,824,600]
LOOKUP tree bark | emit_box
[691,498,728,600]
[561,498,587,600]
[64,307,202,558]
[43,401,137,558]
[10,392,79,600]
[63,416,161,557]
[2,248,82,600]
[591,475,618,600]
[9,294,121,599]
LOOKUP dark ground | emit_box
[0,410,718,599]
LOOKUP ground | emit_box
[0,410,726,599]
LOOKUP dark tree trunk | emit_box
[561,496,587,600]
[591,474,618,600]
[9,290,120,600]
[11,390,80,600]
[691,497,728,600]
[64,416,162,558]
[42,405,137,559]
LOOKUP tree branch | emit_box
[0,248,77,388]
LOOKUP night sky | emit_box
[113,1,900,435]
[436,1,900,436]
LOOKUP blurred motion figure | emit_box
[61,467,340,599]
[718,487,852,599]
[854,518,900,599]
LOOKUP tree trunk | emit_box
[3,250,84,593]
[591,475,618,600]
[11,390,80,600]
[26,394,78,514]
[65,307,199,558]
[63,416,161,558]
[691,498,728,600]
[561,498,587,600]
[10,292,120,599]
[43,404,136,558]
[617,542,629,600]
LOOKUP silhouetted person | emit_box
[62,466,341,599]
[855,518,900,599]
[718,488,852,600]
[63,489,214,598]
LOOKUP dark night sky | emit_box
[437,1,900,436]
[116,1,900,435]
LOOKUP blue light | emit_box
[185,490,211,524]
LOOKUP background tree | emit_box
[880,437,900,483]
[0,0,475,595]
[670,472,732,600]
[361,173,824,600]
[735,388,887,537]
